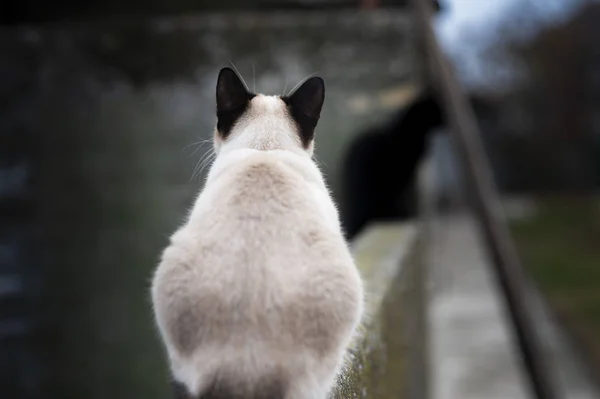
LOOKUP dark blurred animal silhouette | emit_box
[341,92,445,240]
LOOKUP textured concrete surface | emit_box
[334,223,417,399]
[427,214,532,399]
[426,212,600,399]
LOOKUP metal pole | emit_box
[412,1,560,398]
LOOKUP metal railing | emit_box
[412,1,560,399]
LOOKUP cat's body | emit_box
[151,68,364,399]
[341,92,445,240]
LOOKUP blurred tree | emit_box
[519,3,597,193]
[487,2,600,194]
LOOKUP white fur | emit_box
[151,94,364,398]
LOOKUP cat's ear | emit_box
[216,67,254,137]
[287,77,325,120]
[216,67,251,113]
[283,77,325,147]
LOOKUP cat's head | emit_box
[213,67,325,156]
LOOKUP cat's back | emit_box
[153,150,359,351]
[193,150,338,237]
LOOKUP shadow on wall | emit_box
[340,91,446,240]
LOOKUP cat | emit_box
[340,91,445,240]
[151,67,364,399]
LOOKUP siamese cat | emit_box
[151,68,364,399]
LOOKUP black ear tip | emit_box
[294,77,324,101]
[218,67,237,79]
[306,76,325,90]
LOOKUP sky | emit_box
[437,0,516,48]
[434,0,590,90]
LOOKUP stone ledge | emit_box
[333,222,418,399]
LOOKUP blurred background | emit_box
[0,0,598,398]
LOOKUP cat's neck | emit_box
[206,148,326,189]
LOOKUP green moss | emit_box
[332,224,418,399]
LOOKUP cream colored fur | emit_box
[151,94,364,399]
